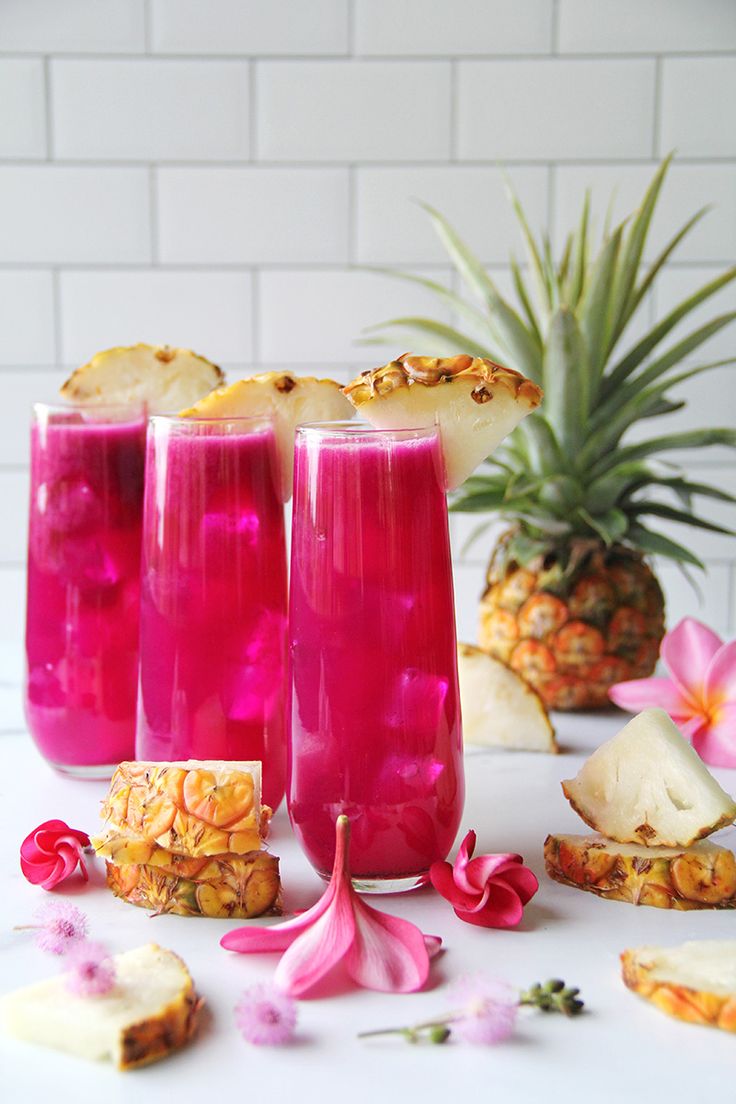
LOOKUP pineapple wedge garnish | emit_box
[97,760,266,858]
[0,944,201,1069]
[544,833,736,910]
[561,708,736,847]
[622,942,736,1032]
[343,354,542,490]
[458,643,557,752]
[61,344,223,412]
[180,371,354,500]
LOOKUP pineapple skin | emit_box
[544,834,736,910]
[480,540,665,710]
[106,851,281,919]
[621,949,736,1032]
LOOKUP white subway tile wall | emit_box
[1,0,734,646]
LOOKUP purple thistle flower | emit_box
[65,941,116,997]
[32,901,89,955]
[449,975,518,1045]
[234,983,297,1045]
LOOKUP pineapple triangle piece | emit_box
[622,941,736,1032]
[61,344,223,412]
[458,643,557,752]
[344,354,542,490]
[181,371,355,500]
[0,943,201,1069]
[562,708,736,847]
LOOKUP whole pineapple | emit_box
[365,157,736,709]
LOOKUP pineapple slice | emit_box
[344,354,542,490]
[561,708,736,847]
[0,944,201,1069]
[98,760,265,857]
[60,344,223,412]
[180,371,355,500]
[106,851,281,919]
[457,643,557,752]
[621,942,736,1032]
[544,833,736,910]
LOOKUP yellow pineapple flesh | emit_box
[544,833,736,910]
[621,941,736,1032]
[480,539,665,710]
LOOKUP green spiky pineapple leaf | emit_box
[360,156,736,566]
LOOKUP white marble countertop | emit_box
[2,706,735,1104]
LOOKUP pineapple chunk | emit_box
[544,833,736,910]
[621,942,736,1032]
[60,344,223,412]
[181,371,354,500]
[344,354,542,491]
[458,643,557,752]
[0,944,201,1069]
[561,708,736,847]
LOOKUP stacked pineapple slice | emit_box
[545,709,736,909]
[93,761,280,919]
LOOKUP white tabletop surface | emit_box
[2,704,735,1104]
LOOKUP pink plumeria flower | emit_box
[20,819,90,890]
[65,941,116,997]
[221,815,441,998]
[234,984,297,1045]
[449,975,519,1044]
[429,830,538,928]
[15,901,89,955]
[610,617,736,768]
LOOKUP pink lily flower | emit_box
[609,617,736,769]
[221,815,441,998]
[429,830,538,929]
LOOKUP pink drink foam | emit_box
[136,425,288,810]
[288,429,464,880]
[25,417,146,767]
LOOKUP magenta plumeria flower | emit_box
[234,984,298,1045]
[449,975,518,1044]
[65,941,116,997]
[26,901,89,955]
[610,617,736,768]
[221,815,441,997]
[430,829,539,928]
[20,819,90,890]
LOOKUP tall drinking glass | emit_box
[288,422,464,892]
[25,402,147,777]
[136,415,288,810]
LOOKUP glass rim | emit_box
[33,399,147,419]
[296,419,439,440]
[148,412,275,430]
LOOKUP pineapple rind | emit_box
[106,852,281,919]
[621,942,736,1032]
[544,833,736,910]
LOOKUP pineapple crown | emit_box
[363,155,736,570]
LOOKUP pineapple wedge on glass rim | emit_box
[561,708,736,848]
[363,156,736,710]
[457,642,557,752]
[181,370,355,500]
[61,343,223,412]
[343,353,542,491]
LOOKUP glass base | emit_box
[50,762,118,781]
[350,872,430,895]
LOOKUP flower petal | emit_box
[692,702,736,769]
[704,640,736,711]
[424,934,443,959]
[274,879,356,997]
[456,881,525,929]
[494,865,539,906]
[608,677,693,719]
[346,898,431,993]
[429,859,484,912]
[463,853,525,891]
[661,618,722,703]
[221,881,336,954]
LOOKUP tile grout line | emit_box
[0,156,734,169]
[652,55,663,159]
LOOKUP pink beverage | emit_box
[288,423,464,891]
[136,416,288,811]
[25,404,146,776]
